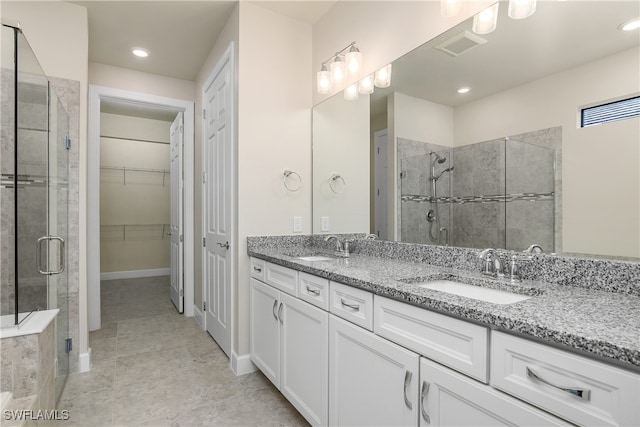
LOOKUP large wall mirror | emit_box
[312,0,640,259]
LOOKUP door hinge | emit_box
[180,234,184,243]
[202,237,206,247]
[65,338,72,353]
[203,301,207,311]
[179,289,183,297]
[202,172,207,184]
[65,135,71,150]
[203,109,207,119]
[179,125,184,133]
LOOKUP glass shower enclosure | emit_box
[1,24,70,402]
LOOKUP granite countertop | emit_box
[248,246,640,371]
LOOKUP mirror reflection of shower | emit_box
[428,151,454,245]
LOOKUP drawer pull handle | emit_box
[272,299,278,321]
[421,381,431,423]
[278,302,284,324]
[403,370,413,410]
[253,266,262,273]
[340,298,360,311]
[306,286,320,296]
[526,367,591,401]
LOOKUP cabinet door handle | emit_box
[421,380,431,423]
[340,298,360,311]
[253,266,262,273]
[526,367,591,401]
[403,370,413,410]
[306,286,320,296]
[272,299,278,321]
[278,302,284,324]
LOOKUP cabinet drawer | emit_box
[265,262,298,297]
[491,331,640,426]
[330,281,373,331]
[249,257,265,281]
[374,296,489,383]
[298,272,329,311]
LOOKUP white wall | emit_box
[312,0,494,105]
[313,94,370,233]
[99,113,171,273]
[454,48,640,258]
[1,0,90,370]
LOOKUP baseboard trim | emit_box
[100,268,170,281]
[193,305,204,329]
[79,349,91,373]
[231,351,257,376]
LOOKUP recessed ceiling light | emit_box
[131,47,149,58]
[457,87,471,94]
[620,18,640,31]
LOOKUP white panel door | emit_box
[169,112,184,313]
[249,278,281,386]
[329,315,419,426]
[281,293,329,426]
[203,46,233,357]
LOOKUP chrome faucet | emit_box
[524,244,543,254]
[364,234,378,240]
[324,235,350,257]
[479,248,504,278]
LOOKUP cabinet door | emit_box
[420,358,569,427]
[330,315,419,426]
[281,293,329,426]
[249,278,281,386]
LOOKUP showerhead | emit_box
[430,152,447,164]
[433,165,454,181]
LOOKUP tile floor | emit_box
[56,276,308,426]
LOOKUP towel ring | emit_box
[283,170,302,192]
[329,174,346,194]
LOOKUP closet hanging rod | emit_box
[100,166,168,174]
[100,135,169,145]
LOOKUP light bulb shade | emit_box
[473,3,499,34]
[358,75,374,94]
[441,0,462,17]
[330,57,346,82]
[508,0,536,19]
[317,69,332,94]
[344,84,359,101]
[345,49,362,75]
[374,64,392,88]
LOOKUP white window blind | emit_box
[581,96,640,127]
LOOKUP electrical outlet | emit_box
[321,216,330,232]
[293,216,302,233]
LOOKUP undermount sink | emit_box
[414,279,533,305]
[297,255,335,262]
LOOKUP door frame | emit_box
[87,85,195,331]
[201,42,235,356]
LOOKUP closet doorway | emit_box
[88,86,195,331]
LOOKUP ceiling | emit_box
[70,0,333,82]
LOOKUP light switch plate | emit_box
[293,216,302,233]
[321,216,330,232]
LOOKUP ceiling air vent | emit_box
[435,31,487,57]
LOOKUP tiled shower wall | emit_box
[398,127,562,252]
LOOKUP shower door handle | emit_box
[37,236,66,275]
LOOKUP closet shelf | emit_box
[100,166,169,186]
[100,224,171,241]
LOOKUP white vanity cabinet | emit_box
[329,315,420,426]
[419,357,569,426]
[249,275,329,426]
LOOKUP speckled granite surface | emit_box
[247,235,640,370]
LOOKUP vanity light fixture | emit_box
[374,64,392,88]
[131,47,149,58]
[620,18,640,31]
[473,3,499,34]
[358,75,374,95]
[508,0,536,20]
[317,42,362,94]
[441,0,462,17]
[344,84,359,101]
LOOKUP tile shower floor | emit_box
[56,276,307,426]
